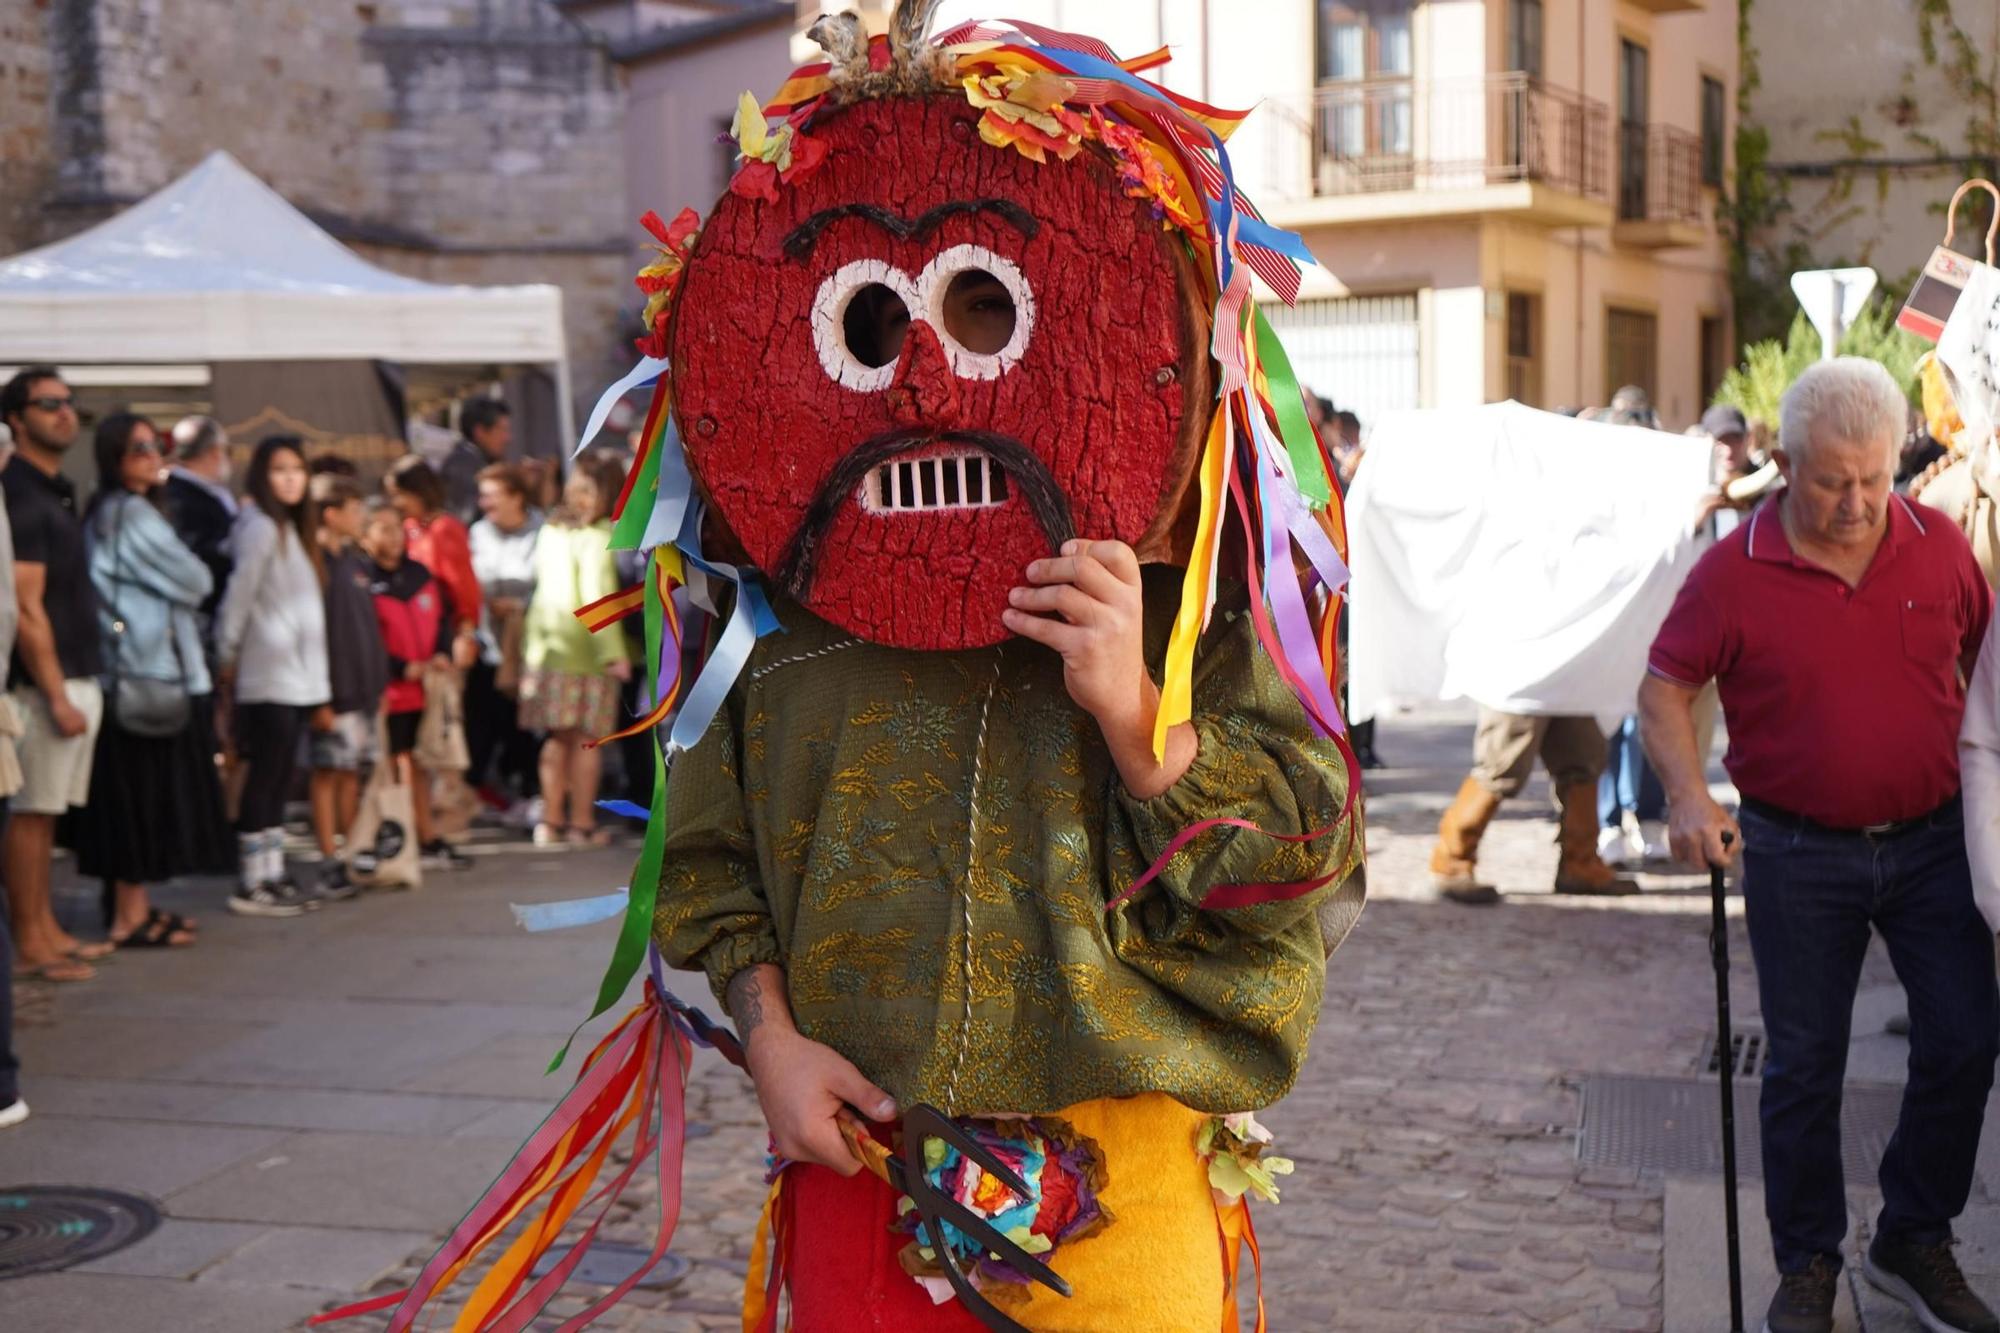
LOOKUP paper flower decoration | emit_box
[729,90,829,203]
[961,62,1088,163]
[633,207,701,358]
[1091,110,1203,233]
[894,1116,1110,1299]
[1198,1112,1296,1204]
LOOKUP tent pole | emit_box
[553,356,579,468]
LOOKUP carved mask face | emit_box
[670,95,1208,651]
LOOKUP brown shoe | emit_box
[1431,777,1503,905]
[1553,781,1639,896]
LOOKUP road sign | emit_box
[1791,267,1879,360]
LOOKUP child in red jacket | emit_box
[360,500,474,871]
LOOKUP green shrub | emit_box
[1714,298,1926,428]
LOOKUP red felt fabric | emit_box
[672,95,1199,651]
[783,1160,988,1333]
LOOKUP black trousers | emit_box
[235,702,310,832]
[464,661,538,796]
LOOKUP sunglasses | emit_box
[27,396,74,413]
[125,439,162,458]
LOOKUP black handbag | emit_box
[104,496,191,739]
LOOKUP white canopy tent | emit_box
[0,150,575,443]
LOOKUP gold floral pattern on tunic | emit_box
[653,570,1364,1115]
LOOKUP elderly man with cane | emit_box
[1640,358,2000,1333]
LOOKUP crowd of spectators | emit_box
[0,369,637,1131]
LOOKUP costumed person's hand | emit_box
[1005,539,1197,799]
[747,1029,896,1177]
[731,963,895,1177]
[1005,539,1149,725]
[1669,795,1741,871]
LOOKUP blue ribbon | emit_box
[575,356,668,458]
[641,421,696,554]
[511,889,631,933]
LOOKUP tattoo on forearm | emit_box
[727,968,767,1043]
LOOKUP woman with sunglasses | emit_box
[63,414,232,947]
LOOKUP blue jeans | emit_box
[1740,801,1999,1273]
[1598,715,1665,826]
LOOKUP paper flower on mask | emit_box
[1090,109,1203,233]
[961,63,1088,164]
[633,207,701,358]
[1198,1113,1295,1204]
[729,90,830,203]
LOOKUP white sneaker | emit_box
[1617,811,1650,865]
[1638,820,1672,862]
[0,1099,29,1129]
[1597,825,1633,868]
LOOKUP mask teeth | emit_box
[864,452,1009,515]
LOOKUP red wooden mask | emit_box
[670,95,1211,652]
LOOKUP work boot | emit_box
[1430,777,1502,906]
[1865,1234,2000,1332]
[1553,781,1639,896]
[1764,1254,1838,1333]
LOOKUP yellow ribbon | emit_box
[1153,407,1229,760]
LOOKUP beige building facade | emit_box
[832,0,1738,429]
[1744,0,1997,296]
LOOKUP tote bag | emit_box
[348,721,423,890]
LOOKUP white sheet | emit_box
[1346,401,1716,725]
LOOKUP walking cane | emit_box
[1709,829,1745,1333]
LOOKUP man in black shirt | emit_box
[1,368,107,982]
[438,398,512,526]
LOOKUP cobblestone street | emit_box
[0,705,1959,1331]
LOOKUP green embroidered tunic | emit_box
[652,570,1363,1115]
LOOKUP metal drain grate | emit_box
[1697,1028,1768,1080]
[0,1186,161,1278]
[1577,1075,1908,1181]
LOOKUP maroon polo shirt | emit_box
[1648,494,1992,828]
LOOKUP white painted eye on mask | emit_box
[917,245,1036,380]
[810,259,922,393]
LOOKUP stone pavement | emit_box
[0,705,1987,1331]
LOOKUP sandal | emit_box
[12,957,97,983]
[110,914,196,949]
[566,825,612,848]
[147,908,198,936]
[65,940,115,963]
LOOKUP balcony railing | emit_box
[1265,73,1611,203]
[1617,122,1705,224]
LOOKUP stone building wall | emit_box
[0,0,56,258]
[0,0,634,406]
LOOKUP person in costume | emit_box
[643,5,1362,1327]
[321,8,1363,1331]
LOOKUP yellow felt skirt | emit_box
[757,1092,1238,1333]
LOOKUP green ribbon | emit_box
[1254,305,1333,510]
[548,547,671,1073]
[610,435,664,552]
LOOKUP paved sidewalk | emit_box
[0,705,1987,1331]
